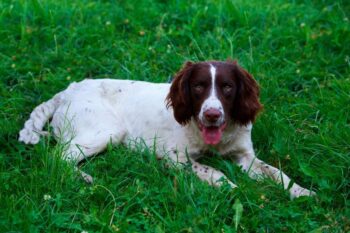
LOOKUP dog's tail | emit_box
[19,92,62,144]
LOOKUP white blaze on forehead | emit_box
[199,64,224,125]
[210,64,216,96]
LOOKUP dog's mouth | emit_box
[198,122,227,145]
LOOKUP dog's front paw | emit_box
[80,170,94,184]
[214,178,238,189]
[227,180,238,189]
[290,185,315,199]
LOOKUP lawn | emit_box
[0,0,349,232]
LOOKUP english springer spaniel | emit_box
[19,61,314,199]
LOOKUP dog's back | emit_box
[19,79,182,152]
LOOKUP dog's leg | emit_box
[238,154,315,199]
[167,152,237,189]
[63,130,125,183]
[191,161,237,188]
[64,142,106,184]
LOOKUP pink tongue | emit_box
[201,127,223,145]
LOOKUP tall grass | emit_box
[0,0,349,232]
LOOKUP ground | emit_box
[0,0,349,232]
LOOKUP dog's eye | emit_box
[222,85,232,94]
[194,84,204,93]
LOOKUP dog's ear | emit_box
[166,61,194,125]
[232,64,263,125]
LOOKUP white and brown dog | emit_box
[19,61,314,199]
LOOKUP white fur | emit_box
[199,65,224,125]
[19,79,314,199]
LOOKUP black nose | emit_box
[204,109,221,122]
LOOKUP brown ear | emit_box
[232,65,263,125]
[166,61,194,125]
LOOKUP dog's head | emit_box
[166,60,262,145]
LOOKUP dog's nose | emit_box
[204,109,222,123]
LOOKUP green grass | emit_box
[0,0,349,232]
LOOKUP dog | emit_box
[19,61,314,199]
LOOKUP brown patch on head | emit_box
[167,61,215,125]
[188,62,213,118]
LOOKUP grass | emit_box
[0,0,349,232]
